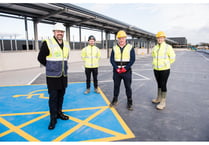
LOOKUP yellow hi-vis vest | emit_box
[81,45,101,68]
[45,38,70,77]
[152,42,176,71]
[113,44,132,67]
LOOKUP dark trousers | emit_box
[113,69,132,103]
[48,89,66,119]
[154,69,170,92]
[85,67,98,89]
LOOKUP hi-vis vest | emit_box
[152,42,176,71]
[81,45,101,68]
[45,38,70,77]
[113,44,132,67]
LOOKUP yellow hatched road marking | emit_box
[0,106,106,117]
[80,119,127,139]
[62,106,106,112]
[98,87,110,105]
[0,113,49,138]
[100,87,135,138]
[0,117,40,141]
[110,108,135,138]
[84,135,132,142]
[0,111,49,117]
[53,106,108,141]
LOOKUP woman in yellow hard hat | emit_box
[151,31,176,110]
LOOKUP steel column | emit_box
[79,26,82,49]
[24,17,29,51]
[33,20,39,51]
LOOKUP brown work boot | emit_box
[94,88,100,94]
[152,88,162,104]
[84,89,90,94]
[156,92,166,110]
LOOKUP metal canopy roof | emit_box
[0,3,177,44]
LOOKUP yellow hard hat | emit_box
[116,30,127,38]
[156,31,166,38]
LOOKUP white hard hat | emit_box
[53,23,65,32]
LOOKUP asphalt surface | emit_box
[32,50,209,141]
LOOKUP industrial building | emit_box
[168,37,188,48]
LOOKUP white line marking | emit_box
[197,53,209,61]
[81,66,85,71]
[27,73,42,85]
[134,69,152,71]
[132,71,150,80]
[99,78,149,83]
[134,63,151,66]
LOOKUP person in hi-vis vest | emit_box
[81,35,101,94]
[38,23,70,130]
[152,31,176,110]
[109,30,135,111]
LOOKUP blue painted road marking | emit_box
[0,83,135,141]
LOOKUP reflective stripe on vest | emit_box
[152,43,171,70]
[45,38,70,77]
[82,45,100,68]
[113,44,132,63]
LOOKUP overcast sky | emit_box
[0,2,209,45]
[75,3,209,45]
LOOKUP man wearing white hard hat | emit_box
[38,23,70,130]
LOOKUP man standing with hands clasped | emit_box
[109,30,135,111]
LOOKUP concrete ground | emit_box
[1,50,209,141]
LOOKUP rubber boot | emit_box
[156,92,166,110]
[152,88,162,104]
[94,88,100,94]
[84,88,90,94]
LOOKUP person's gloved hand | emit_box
[116,68,122,74]
[121,67,127,73]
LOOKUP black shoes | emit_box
[127,100,133,111]
[109,97,118,107]
[57,112,69,120]
[109,101,118,107]
[48,118,57,130]
[48,112,69,130]
[109,99,133,111]
[127,103,133,111]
